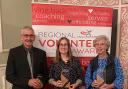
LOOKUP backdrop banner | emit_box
[32,4,113,68]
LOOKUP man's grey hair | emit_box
[21,26,35,35]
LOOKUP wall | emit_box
[0,0,32,64]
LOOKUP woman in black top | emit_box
[49,37,82,89]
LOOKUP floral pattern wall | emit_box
[32,0,128,88]
[120,6,128,89]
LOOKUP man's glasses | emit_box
[22,34,35,37]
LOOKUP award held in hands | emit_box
[96,69,104,86]
[61,69,70,88]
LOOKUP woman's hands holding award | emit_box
[92,74,104,88]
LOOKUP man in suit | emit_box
[6,26,48,89]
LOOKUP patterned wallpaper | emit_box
[33,0,128,88]
[122,0,128,4]
[120,6,128,89]
[60,0,119,5]
[34,0,119,6]
[86,0,119,6]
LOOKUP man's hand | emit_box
[28,78,43,89]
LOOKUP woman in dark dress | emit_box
[49,37,83,89]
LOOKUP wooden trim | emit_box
[0,64,6,67]
[0,1,3,53]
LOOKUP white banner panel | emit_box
[33,25,111,57]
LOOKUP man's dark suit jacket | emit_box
[6,45,48,89]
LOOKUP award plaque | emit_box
[61,69,70,88]
[96,68,104,85]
